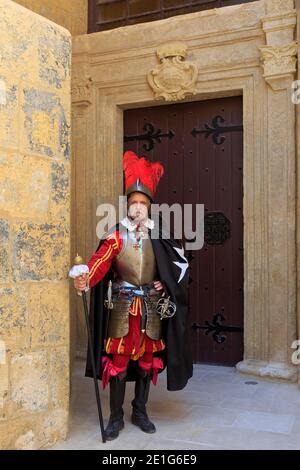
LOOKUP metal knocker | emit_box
[156,293,176,320]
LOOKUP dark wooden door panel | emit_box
[124,96,243,365]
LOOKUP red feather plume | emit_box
[123,151,164,197]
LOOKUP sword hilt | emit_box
[104,280,114,309]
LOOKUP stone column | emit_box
[295,0,300,387]
[71,47,93,360]
[237,0,298,381]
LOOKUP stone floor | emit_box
[51,360,300,450]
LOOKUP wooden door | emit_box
[124,96,244,365]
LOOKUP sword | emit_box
[71,254,106,444]
[104,279,113,342]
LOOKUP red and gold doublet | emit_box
[87,229,165,360]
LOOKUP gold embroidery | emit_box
[89,245,113,281]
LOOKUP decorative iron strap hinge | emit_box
[191,115,243,145]
[124,122,175,151]
[192,313,243,344]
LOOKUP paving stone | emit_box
[50,361,300,450]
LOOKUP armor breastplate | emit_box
[113,229,156,286]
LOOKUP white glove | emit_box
[69,264,90,293]
[69,264,89,278]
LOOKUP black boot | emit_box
[131,369,156,434]
[104,372,126,441]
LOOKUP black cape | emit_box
[85,217,193,391]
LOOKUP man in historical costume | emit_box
[74,150,193,441]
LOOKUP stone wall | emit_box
[296,0,300,387]
[13,0,87,35]
[0,0,71,449]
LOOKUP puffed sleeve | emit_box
[87,231,122,288]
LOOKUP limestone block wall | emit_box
[13,0,87,35]
[296,0,300,386]
[0,0,71,449]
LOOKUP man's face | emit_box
[127,192,151,222]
